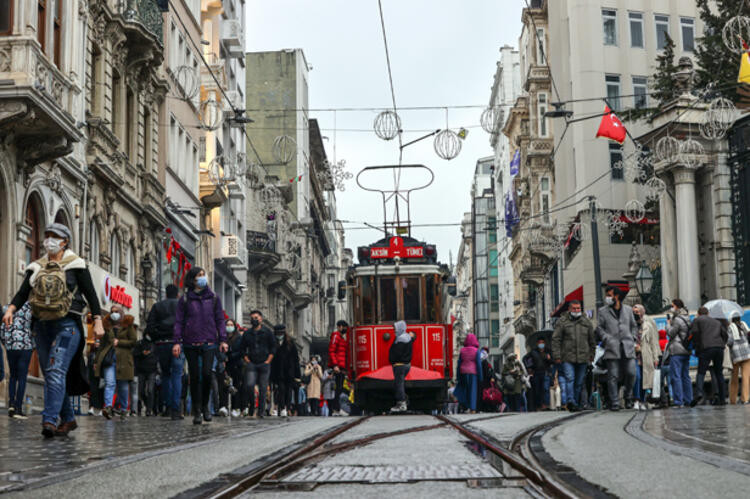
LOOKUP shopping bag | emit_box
[651,370,661,399]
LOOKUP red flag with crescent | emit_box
[596,106,627,144]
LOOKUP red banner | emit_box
[370,236,424,259]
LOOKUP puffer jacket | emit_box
[552,312,595,364]
[667,309,692,357]
[327,329,348,369]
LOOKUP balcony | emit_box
[0,39,82,167]
[220,234,247,267]
[199,170,229,208]
[220,19,244,59]
[117,0,165,44]
[201,53,226,91]
[247,230,281,273]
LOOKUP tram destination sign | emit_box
[370,236,424,259]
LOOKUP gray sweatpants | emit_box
[393,364,411,402]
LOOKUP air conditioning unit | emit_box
[221,234,244,265]
[221,19,244,59]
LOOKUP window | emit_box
[491,320,500,348]
[1,0,13,35]
[112,70,122,139]
[144,108,152,173]
[632,76,648,109]
[402,277,421,321]
[125,88,134,158]
[37,0,46,52]
[425,275,437,322]
[127,244,136,285]
[52,0,61,67]
[489,249,498,277]
[541,177,551,224]
[681,17,695,52]
[655,15,670,50]
[89,221,100,265]
[538,93,548,137]
[488,216,497,243]
[536,28,546,64]
[90,45,103,116]
[490,284,499,304]
[110,232,120,275]
[629,12,644,48]
[606,74,621,111]
[25,196,43,265]
[602,9,617,46]
[379,277,397,322]
[609,143,624,180]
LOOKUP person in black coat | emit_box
[240,310,276,417]
[524,338,552,412]
[389,321,415,413]
[134,336,158,416]
[270,325,300,417]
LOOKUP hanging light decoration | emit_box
[722,16,750,53]
[708,97,738,128]
[624,161,647,183]
[655,135,680,163]
[645,176,667,201]
[480,106,504,134]
[272,135,296,164]
[261,184,283,215]
[434,129,462,160]
[200,97,223,131]
[678,138,704,169]
[699,111,728,140]
[572,222,589,242]
[174,65,199,100]
[207,155,227,185]
[328,159,354,191]
[373,110,401,141]
[624,199,646,223]
[608,212,628,237]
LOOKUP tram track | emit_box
[192,412,609,499]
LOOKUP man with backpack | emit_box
[146,284,184,420]
[3,223,104,438]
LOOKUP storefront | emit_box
[88,264,141,325]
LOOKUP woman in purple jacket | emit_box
[172,267,228,425]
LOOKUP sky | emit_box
[246,0,524,264]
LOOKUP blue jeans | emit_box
[634,363,643,401]
[6,350,33,411]
[156,343,185,412]
[669,355,693,406]
[561,362,587,406]
[36,318,82,425]
[103,362,130,411]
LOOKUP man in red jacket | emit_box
[328,320,348,416]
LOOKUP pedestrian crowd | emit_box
[0,224,354,438]
[448,286,750,414]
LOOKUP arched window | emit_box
[110,232,120,275]
[89,220,100,265]
[127,244,136,285]
[54,209,71,250]
[24,194,44,265]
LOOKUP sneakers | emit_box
[193,412,203,425]
[690,395,704,408]
[390,402,407,413]
[8,407,15,418]
[231,409,240,418]
[102,406,114,420]
[242,408,250,417]
[87,407,95,416]
[270,409,278,417]
[13,411,28,420]
[280,409,288,417]
[219,407,228,417]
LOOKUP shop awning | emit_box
[551,286,583,318]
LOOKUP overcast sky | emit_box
[246,0,524,264]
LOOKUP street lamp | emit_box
[635,260,653,298]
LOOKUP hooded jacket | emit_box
[389,321,414,364]
[667,308,692,357]
[94,314,137,380]
[328,329,348,369]
[173,288,226,345]
[459,334,480,375]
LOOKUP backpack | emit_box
[29,255,77,321]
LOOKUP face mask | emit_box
[276,334,284,344]
[196,276,208,288]
[538,343,545,350]
[570,311,581,318]
[312,359,318,365]
[605,296,614,306]
[250,318,260,327]
[226,326,235,334]
[44,237,64,255]
[110,312,121,322]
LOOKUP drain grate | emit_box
[283,464,502,483]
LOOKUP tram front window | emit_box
[402,277,421,321]
[361,276,374,324]
[425,274,437,322]
[380,277,398,322]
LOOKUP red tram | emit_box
[342,235,454,412]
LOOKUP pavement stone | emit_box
[249,481,534,498]
[456,411,575,446]
[330,414,439,444]
[542,411,749,497]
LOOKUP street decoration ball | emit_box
[272,135,296,164]
[624,199,646,223]
[655,135,680,163]
[174,65,200,100]
[373,110,401,141]
[480,106,504,134]
[722,15,750,54]
[678,138,704,169]
[200,97,223,131]
[434,129,462,160]
[645,176,667,201]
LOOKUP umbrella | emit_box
[527,329,553,346]
[703,299,743,320]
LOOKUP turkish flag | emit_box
[596,106,626,144]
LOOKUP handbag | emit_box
[651,369,661,399]
[101,347,115,368]
[482,386,503,404]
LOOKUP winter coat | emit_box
[524,348,551,374]
[270,339,301,383]
[241,324,277,364]
[94,315,137,380]
[552,312,595,364]
[226,330,245,373]
[133,338,158,374]
[501,359,524,395]
[305,363,323,399]
[145,297,178,343]
[596,304,638,360]
[0,303,34,350]
[690,315,728,352]
[322,370,336,400]
[328,329,348,369]
[459,334,480,374]
[640,316,661,391]
[728,321,750,364]
[453,345,483,411]
[173,288,226,345]
[667,309,692,357]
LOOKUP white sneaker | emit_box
[270,409,278,417]
[219,407,228,417]
[95,410,103,417]
[88,407,95,415]
[231,409,240,418]
[338,410,349,417]
[280,409,288,417]
[389,402,407,413]
[241,408,249,417]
